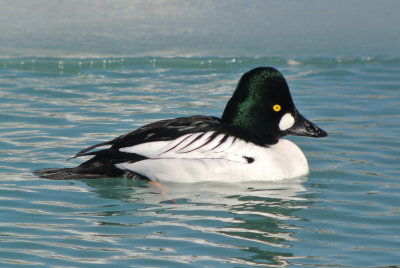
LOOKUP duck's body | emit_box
[117,137,308,182]
[34,67,327,182]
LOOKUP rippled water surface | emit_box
[1,57,399,267]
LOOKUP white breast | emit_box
[116,132,309,182]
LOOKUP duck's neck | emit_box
[221,119,280,146]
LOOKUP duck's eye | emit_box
[273,104,281,112]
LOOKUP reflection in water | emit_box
[82,178,311,266]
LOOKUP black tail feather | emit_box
[33,167,106,180]
[34,149,149,180]
[33,166,147,180]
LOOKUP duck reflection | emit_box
[80,177,312,266]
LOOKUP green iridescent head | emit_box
[222,67,327,145]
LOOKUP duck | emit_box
[34,67,327,182]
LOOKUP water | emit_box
[0,57,399,267]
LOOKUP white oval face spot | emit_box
[279,113,295,131]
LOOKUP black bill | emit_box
[284,110,328,138]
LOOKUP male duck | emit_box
[35,67,327,182]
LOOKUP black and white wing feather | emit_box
[34,115,261,180]
[75,115,229,158]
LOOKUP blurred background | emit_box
[1,0,399,58]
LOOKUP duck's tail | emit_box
[34,150,149,180]
[33,167,107,180]
[33,155,127,180]
[33,165,146,180]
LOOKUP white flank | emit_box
[279,113,295,131]
[116,135,309,182]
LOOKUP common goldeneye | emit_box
[34,67,327,182]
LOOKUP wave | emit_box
[1,56,400,74]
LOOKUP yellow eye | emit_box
[273,104,281,112]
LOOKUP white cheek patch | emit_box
[279,113,295,131]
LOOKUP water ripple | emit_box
[1,57,399,267]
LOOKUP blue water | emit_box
[0,57,399,267]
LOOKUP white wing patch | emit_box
[119,131,248,163]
